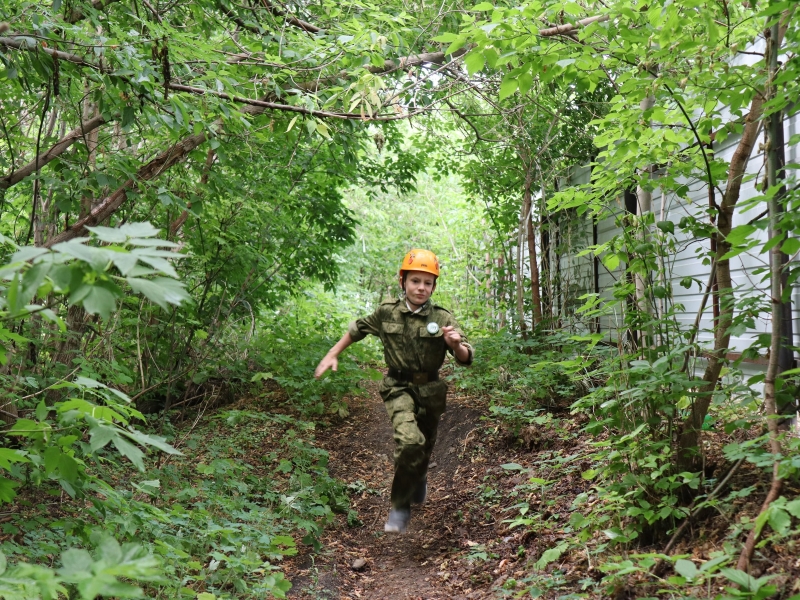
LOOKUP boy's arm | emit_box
[314,332,355,379]
[441,326,473,366]
[315,305,384,379]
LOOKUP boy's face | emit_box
[401,270,437,307]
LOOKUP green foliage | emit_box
[0,224,195,596]
[0,537,163,600]
[1,406,352,599]
[250,288,379,417]
[450,330,581,409]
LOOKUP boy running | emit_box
[315,249,473,533]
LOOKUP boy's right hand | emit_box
[314,355,338,379]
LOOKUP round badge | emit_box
[426,322,440,335]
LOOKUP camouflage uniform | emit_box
[348,298,473,509]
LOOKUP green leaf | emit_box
[10,247,48,263]
[20,261,50,304]
[533,542,567,570]
[464,52,485,75]
[0,448,29,469]
[79,284,119,320]
[131,253,179,278]
[781,237,800,256]
[44,446,62,476]
[127,277,190,309]
[365,368,384,381]
[52,239,109,270]
[721,568,755,589]
[656,220,674,235]
[432,32,459,43]
[517,72,533,95]
[784,498,800,518]
[122,105,136,128]
[58,548,94,577]
[499,76,518,100]
[602,253,620,271]
[59,453,79,485]
[121,430,182,455]
[445,35,468,55]
[113,436,145,471]
[472,1,494,9]
[0,477,19,502]
[500,463,525,470]
[674,558,698,580]
[90,423,118,451]
[725,224,756,246]
[767,506,791,535]
[6,273,21,314]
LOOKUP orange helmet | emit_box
[399,249,440,277]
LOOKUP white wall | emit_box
[558,111,800,366]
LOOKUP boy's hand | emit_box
[315,355,338,379]
[441,326,462,349]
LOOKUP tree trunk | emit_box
[635,95,655,344]
[676,14,793,468]
[498,255,506,329]
[515,202,528,339]
[524,168,542,326]
[170,148,216,237]
[737,23,784,569]
[541,211,551,324]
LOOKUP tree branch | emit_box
[0,36,98,68]
[538,14,609,37]
[65,0,123,23]
[0,114,110,191]
[258,0,320,34]
[45,131,210,247]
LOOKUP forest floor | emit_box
[279,372,800,600]
[281,374,594,600]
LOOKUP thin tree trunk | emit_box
[498,255,506,329]
[80,86,100,217]
[516,203,528,339]
[635,95,655,343]
[678,13,792,469]
[170,148,216,237]
[737,20,785,572]
[524,167,542,326]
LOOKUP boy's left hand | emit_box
[441,326,462,349]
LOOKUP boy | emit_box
[315,249,473,533]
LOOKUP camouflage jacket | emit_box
[348,298,473,373]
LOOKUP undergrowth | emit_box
[452,329,800,599]
[1,401,352,599]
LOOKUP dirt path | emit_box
[285,382,501,600]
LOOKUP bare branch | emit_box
[167,83,421,120]
[538,14,609,37]
[258,0,321,34]
[0,114,110,191]
[45,131,210,247]
[0,36,99,69]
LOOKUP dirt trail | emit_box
[285,382,498,600]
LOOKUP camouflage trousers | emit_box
[379,377,448,509]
